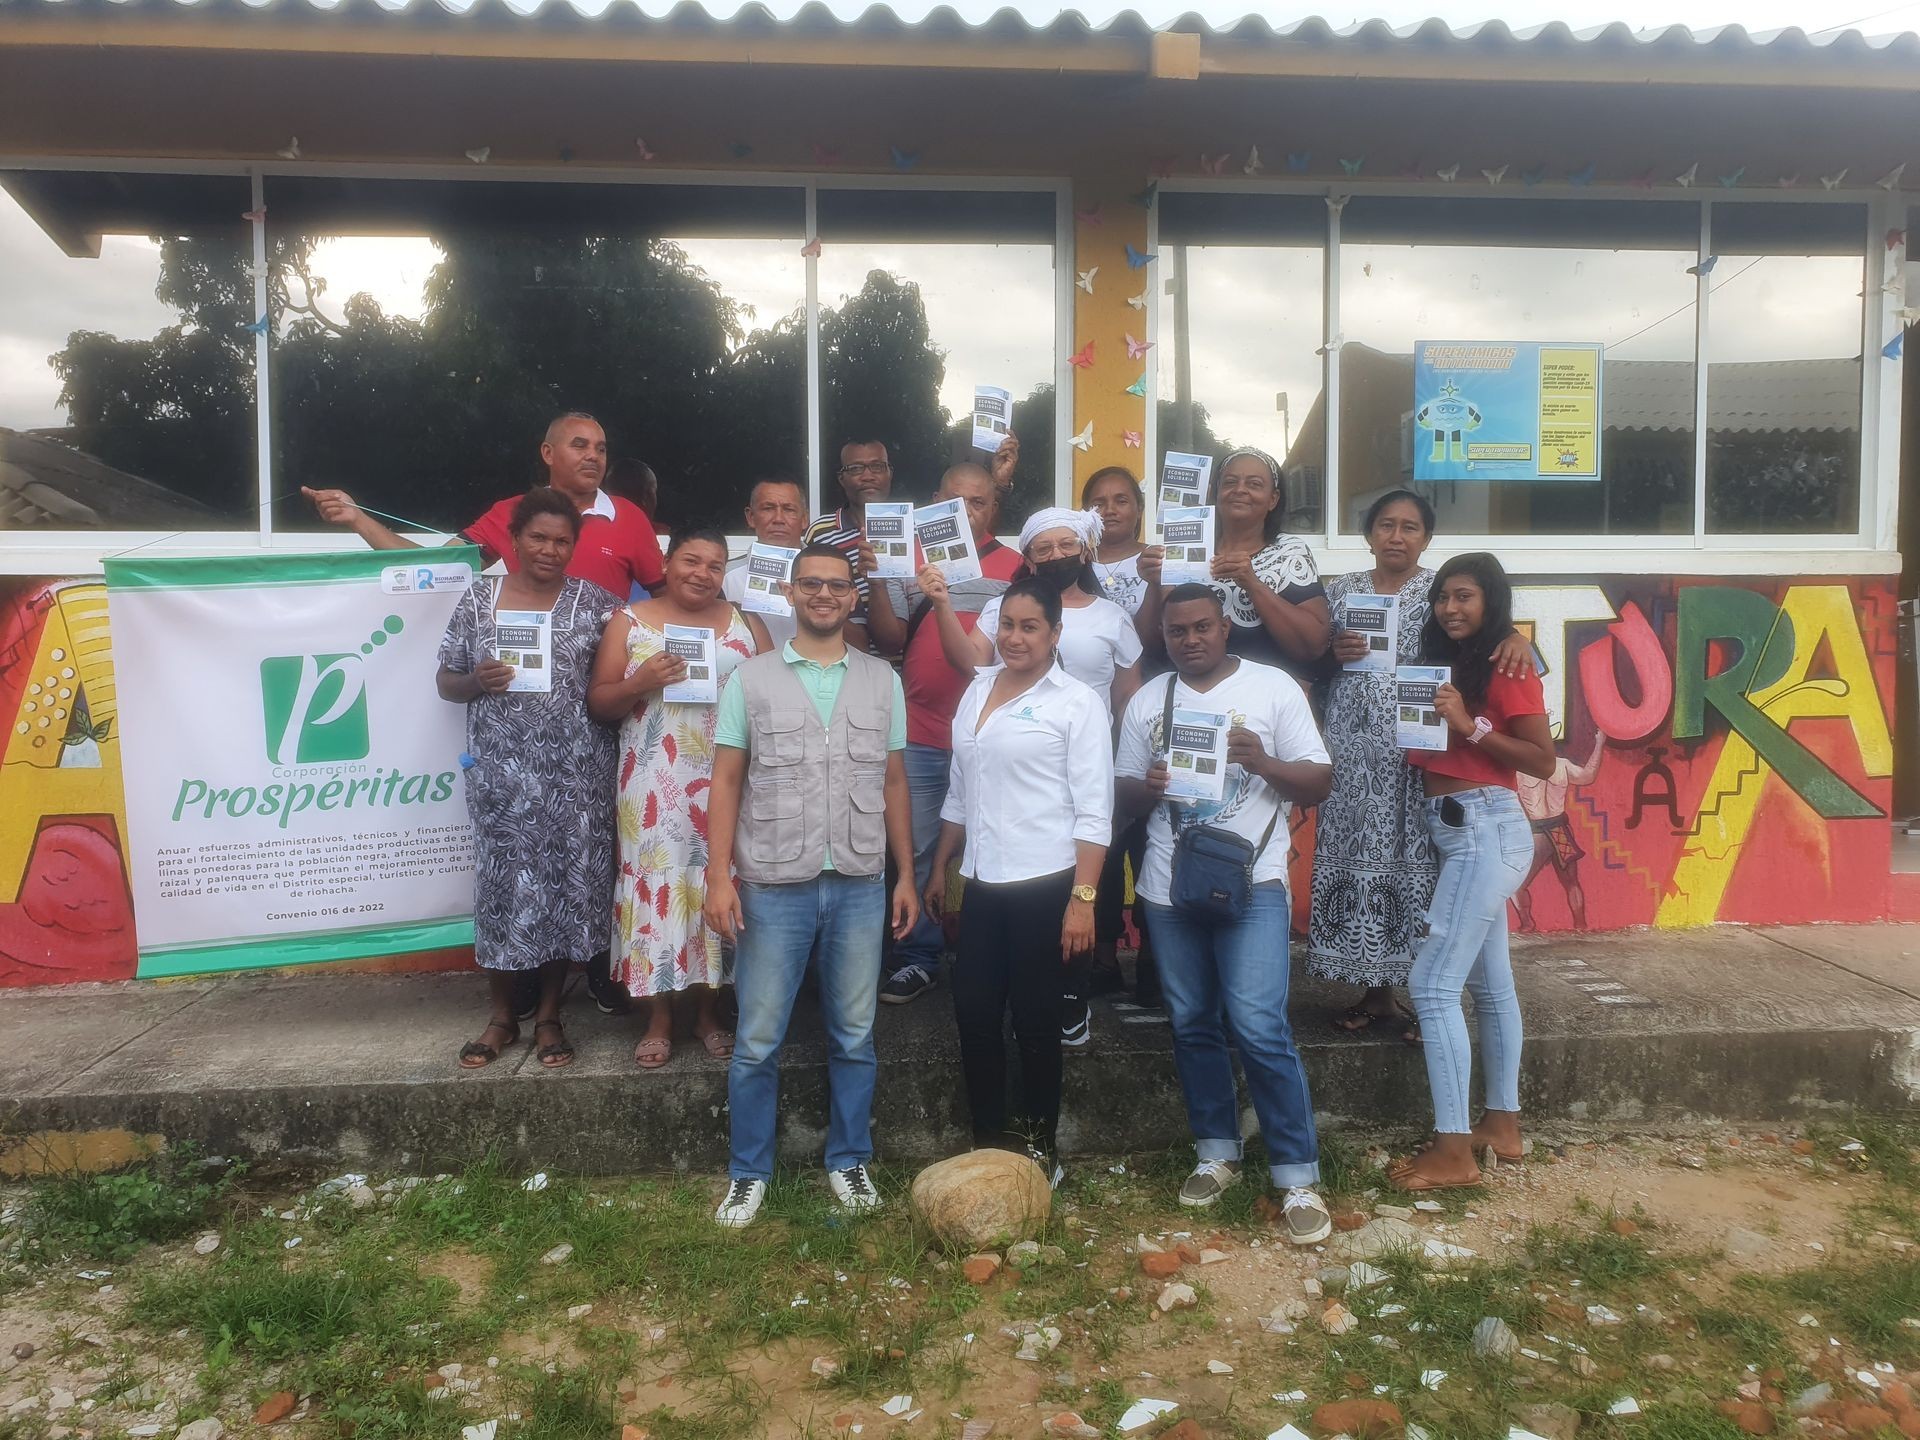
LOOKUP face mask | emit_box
[1031,556,1083,593]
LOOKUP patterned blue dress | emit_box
[1305,567,1438,986]
[438,576,619,971]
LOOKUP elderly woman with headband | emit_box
[1139,447,1331,685]
[923,504,1141,1048]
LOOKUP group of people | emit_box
[306,411,1557,1232]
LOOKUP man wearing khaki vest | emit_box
[704,543,918,1229]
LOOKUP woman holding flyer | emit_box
[1138,448,1330,684]
[590,529,772,1070]
[1083,467,1151,619]
[438,487,621,1071]
[924,579,1112,1181]
[1390,552,1556,1192]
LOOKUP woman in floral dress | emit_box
[590,528,770,1069]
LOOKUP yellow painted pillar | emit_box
[1070,172,1154,502]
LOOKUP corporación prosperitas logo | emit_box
[258,615,405,765]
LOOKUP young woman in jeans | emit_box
[924,579,1112,1183]
[1391,553,1556,1193]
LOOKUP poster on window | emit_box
[1413,342,1603,482]
[104,549,478,978]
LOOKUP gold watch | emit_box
[1071,884,1098,904]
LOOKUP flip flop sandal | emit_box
[699,1029,735,1060]
[633,1036,673,1070]
[1386,1162,1485,1194]
[532,1020,575,1070]
[459,1020,520,1069]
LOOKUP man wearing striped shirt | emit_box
[802,436,896,652]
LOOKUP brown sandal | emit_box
[459,1019,520,1069]
[533,1019,575,1070]
[698,1028,735,1060]
[633,1035,672,1070]
[1387,1157,1485,1193]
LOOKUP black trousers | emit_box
[952,868,1073,1155]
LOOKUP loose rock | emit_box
[254,1392,297,1425]
[1514,1402,1581,1440]
[1330,1217,1420,1261]
[1140,1251,1183,1280]
[1724,1228,1771,1259]
[1320,1302,1358,1335]
[1473,1316,1519,1359]
[1041,1415,1098,1440]
[909,1152,1051,1249]
[1310,1399,1402,1437]
[177,1421,226,1440]
[962,1253,1003,1286]
[1156,1283,1198,1313]
[539,1243,573,1265]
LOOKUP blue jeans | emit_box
[887,741,952,978]
[728,872,884,1181]
[1146,885,1320,1188]
[1409,785,1533,1134]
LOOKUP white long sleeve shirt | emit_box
[942,664,1114,884]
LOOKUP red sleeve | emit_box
[460,498,514,565]
[626,504,666,590]
[1489,669,1547,721]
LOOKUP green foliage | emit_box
[22,1150,233,1261]
[1525,1220,1672,1290]
[1775,1256,1920,1363]
[1695,1304,1787,1363]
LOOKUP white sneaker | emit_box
[714,1177,767,1229]
[1281,1186,1333,1245]
[1178,1159,1241,1208]
[827,1163,884,1213]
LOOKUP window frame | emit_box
[0,156,1074,571]
[1144,177,1907,576]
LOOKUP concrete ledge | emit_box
[3,926,1918,1174]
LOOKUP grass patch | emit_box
[19,1147,237,1261]
[1525,1219,1672,1290]
[1775,1256,1920,1363]
[1695,1305,1787,1364]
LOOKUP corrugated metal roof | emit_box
[23,0,1920,51]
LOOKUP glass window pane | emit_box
[1156,193,1326,535]
[817,188,1057,532]
[266,176,808,539]
[1337,196,1699,537]
[1705,202,1864,535]
[0,170,254,530]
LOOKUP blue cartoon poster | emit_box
[1412,342,1603,482]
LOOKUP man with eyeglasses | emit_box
[704,543,917,1229]
[802,437,896,650]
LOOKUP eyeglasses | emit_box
[792,577,856,596]
[838,461,892,477]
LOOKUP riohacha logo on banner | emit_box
[104,549,481,977]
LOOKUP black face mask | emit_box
[1031,556,1084,593]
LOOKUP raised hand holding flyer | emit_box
[1159,451,1213,511]
[1341,593,1400,673]
[1159,505,1215,586]
[662,624,719,705]
[863,501,915,579]
[971,384,1013,453]
[739,542,798,618]
[1164,707,1230,803]
[913,497,983,584]
[1394,664,1451,751]
[492,608,553,693]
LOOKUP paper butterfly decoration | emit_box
[243,314,270,336]
[1886,332,1906,361]
[636,138,657,161]
[1244,145,1263,176]
[558,146,576,164]
[1125,374,1148,397]
[241,206,267,223]
[1122,430,1143,449]
[1687,255,1718,276]
[800,238,821,258]
[1125,333,1153,360]
[1482,165,1508,186]
[1776,174,1800,189]
[1126,291,1148,311]
[244,262,267,280]
[1821,169,1849,190]
[1567,162,1597,186]
[1068,341,1096,369]
[1894,307,1920,326]
[1675,163,1699,187]
[1076,266,1098,295]
[1436,164,1460,183]
[1076,204,1102,227]
[1315,334,1344,356]
[464,147,491,164]
[810,143,840,166]
[1339,156,1364,176]
[1070,422,1094,452]
[1131,182,1158,209]
[1629,169,1656,190]
[1879,164,1908,191]
[1199,154,1230,176]
[1125,244,1156,269]
[1520,167,1545,187]
[728,141,754,159]
[1718,166,1745,188]
[276,137,301,161]
[1287,152,1310,173]
[890,147,920,171]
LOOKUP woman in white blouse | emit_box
[923,578,1113,1182]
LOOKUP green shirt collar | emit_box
[781,639,851,670]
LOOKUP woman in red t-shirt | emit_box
[1390,553,1556,1192]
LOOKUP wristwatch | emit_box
[1466,716,1494,746]
[1071,884,1098,903]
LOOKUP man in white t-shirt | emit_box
[722,477,809,651]
[1115,583,1335,1244]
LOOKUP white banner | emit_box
[105,549,478,976]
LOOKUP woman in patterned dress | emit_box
[1136,447,1332,685]
[590,529,770,1070]
[1307,491,1533,1039]
[438,487,620,1071]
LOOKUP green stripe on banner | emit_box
[136,917,475,979]
[105,546,482,591]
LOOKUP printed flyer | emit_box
[913,498,984,584]
[492,608,553,693]
[1412,341,1603,482]
[1165,707,1230,804]
[662,625,718,704]
[1159,451,1213,511]
[864,502,915,579]
[1159,505,1215,586]
[739,542,798,618]
[1341,593,1400,673]
[1395,664,1452,751]
[971,384,1013,453]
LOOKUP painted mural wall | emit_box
[0,571,1903,986]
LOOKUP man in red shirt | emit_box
[302,412,666,598]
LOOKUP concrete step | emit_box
[4,925,1918,1175]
